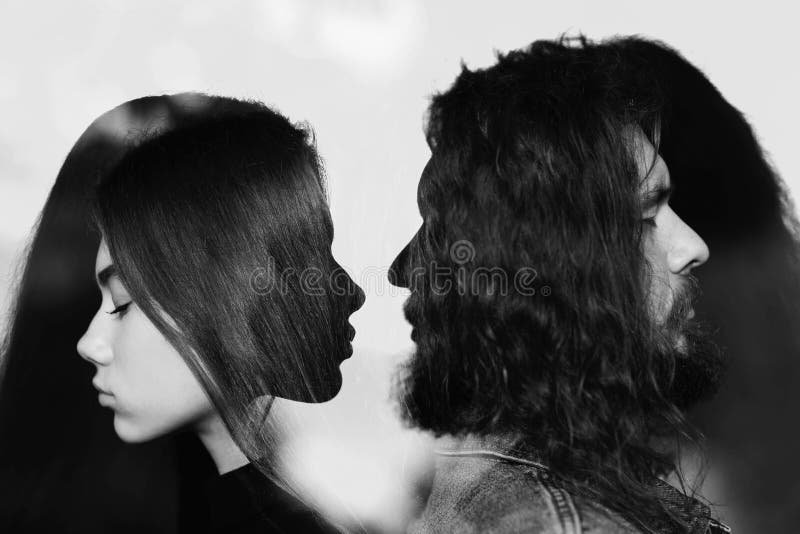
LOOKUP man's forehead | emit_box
[641,156,670,190]
[631,130,670,191]
[640,155,671,191]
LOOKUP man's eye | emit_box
[107,302,132,316]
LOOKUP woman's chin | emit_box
[113,415,161,443]
[299,372,344,404]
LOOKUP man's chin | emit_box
[665,324,727,410]
[674,333,688,355]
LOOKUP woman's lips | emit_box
[92,381,112,396]
[97,393,115,407]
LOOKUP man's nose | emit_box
[76,316,112,366]
[668,214,710,275]
[388,226,422,288]
[353,282,366,311]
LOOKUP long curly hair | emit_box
[390,37,719,532]
[619,38,800,531]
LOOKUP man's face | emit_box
[635,133,710,353]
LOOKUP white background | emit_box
[1,1,797,531]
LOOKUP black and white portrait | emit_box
[0,2,797,533]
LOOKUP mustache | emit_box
[661,275,727,409]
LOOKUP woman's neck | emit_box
[195,412,249,475]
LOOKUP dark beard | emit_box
[667,321,726,410]
[658,275,727,410]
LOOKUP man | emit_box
[389,37,729,533]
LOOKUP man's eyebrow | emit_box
[642,183,674,209]
[96,264,117,287]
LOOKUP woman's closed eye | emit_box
[107,302,132,316]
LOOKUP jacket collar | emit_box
[435,433,727,534]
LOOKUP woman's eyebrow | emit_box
[96,264,117,287]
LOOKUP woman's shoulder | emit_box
[204,463,341,534]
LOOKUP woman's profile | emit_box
[0,94,254,534]
[75,96,365,532]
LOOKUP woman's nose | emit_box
[76,317,113,366]
[352,280,366,312]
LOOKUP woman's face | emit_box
[77,238,214,443]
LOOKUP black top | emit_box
[203,462,341,534]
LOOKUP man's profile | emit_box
[390,37,728,533]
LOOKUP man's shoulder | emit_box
[411,452,639,534]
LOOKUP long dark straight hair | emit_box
[0,94,257,533]
[92,96,364,502]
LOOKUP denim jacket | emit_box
[409,434,731,534]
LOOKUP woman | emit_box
[0,93,246,534]
[76,96,365,532]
